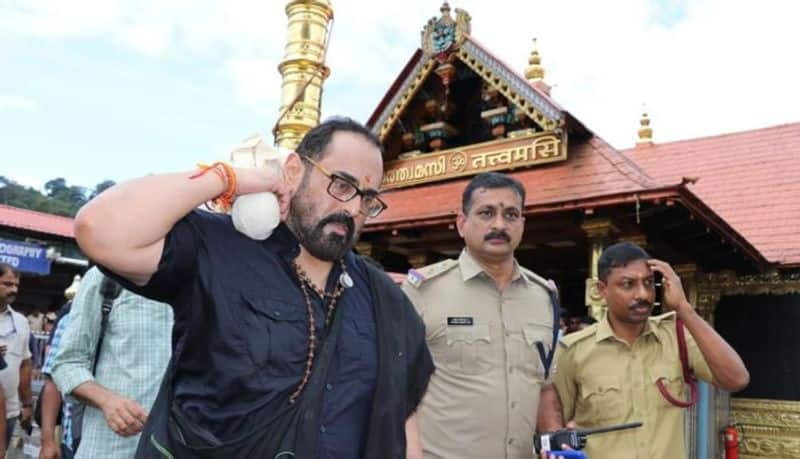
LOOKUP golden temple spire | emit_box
[637,110,654,146]
[274,0,334,150]
[525,38,545,83]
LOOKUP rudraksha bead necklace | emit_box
[289,260,347,404]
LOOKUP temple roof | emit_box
[366,35,591,143]
[627,122,800,266]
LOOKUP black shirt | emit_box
[110,209,433,458]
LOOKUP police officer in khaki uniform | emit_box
[402,173,564,459]
[553,242,750,459]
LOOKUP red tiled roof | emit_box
[626,122,800,266]
[0,205,74,238]
[369,136,659,228]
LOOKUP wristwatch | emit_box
[21,402,32,408]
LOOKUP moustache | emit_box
[629,301,653,310]
[319,213,355,237]
[484,231,511,242]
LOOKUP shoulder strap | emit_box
[92,275,123,374]
[519,270,560,379]
[405,259,458,288]
[534,288,561,380]
[655,318,698,408]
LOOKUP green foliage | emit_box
[0,176,115,217]
[91,180,116,199]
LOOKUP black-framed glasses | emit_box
[301,156,388,218]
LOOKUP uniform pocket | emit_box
[445,324,493,375]
[652,364,687,408]
[240,295,308,376]
[521,323,552,380]
[576,376,625,425]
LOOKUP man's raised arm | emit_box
[75,166,290,285]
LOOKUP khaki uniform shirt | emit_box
[553,311,713,459]
[402,249,557,459]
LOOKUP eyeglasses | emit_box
[301,156,388,218]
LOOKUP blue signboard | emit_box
[0,239,51,275]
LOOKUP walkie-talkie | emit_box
[652,271,664,315]
[533,422,643,452]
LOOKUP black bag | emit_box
[135,299,345,459]
[71,274,123,448]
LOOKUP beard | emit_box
[287,192,358,261]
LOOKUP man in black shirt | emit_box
[75,117,433,458]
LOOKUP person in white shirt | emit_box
[0,263,33,456]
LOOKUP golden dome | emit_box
[525,38,545,82]
[638,112,653,143]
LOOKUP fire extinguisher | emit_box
[723,424,739,459]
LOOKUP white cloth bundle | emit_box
[229,134,288,240]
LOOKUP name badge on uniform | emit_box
[407,269,424,287]
[447,317,474,326]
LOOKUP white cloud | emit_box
[114,18,175,58]
[0,0,287,106]
[0,95,39,112]
[0,0,124,38]
[224,56,281,110]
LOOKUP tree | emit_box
[90,180,116,199]
[0,176,114,217]
[44,178,68,198]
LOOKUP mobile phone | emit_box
[652,271,664,315]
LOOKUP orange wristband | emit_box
[190,162,237,211]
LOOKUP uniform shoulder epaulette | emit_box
[649,310,677,326]
[405,259,458,288]
[558,324,598,348]
[520,267,557,293]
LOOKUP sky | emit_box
[2,0,799,191]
